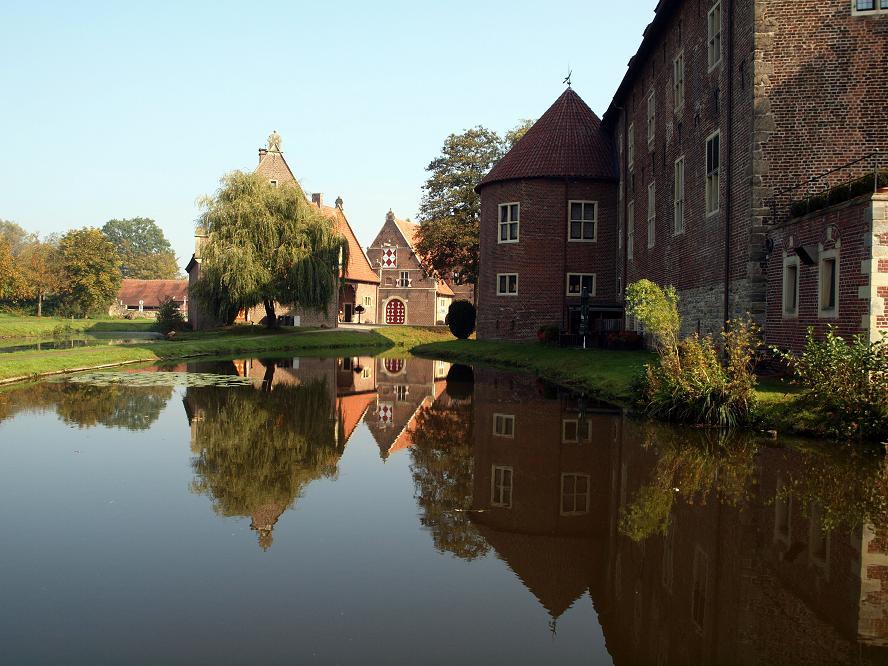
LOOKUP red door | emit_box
[385,299,405,324]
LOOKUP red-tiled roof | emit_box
[478,88,617,189]
[117,279,188,307]
[390,215,453,296]
[315,204,380,284]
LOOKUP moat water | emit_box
[1,355,887,665]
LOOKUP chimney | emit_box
[312,193,323,207]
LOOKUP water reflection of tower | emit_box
[470,368,622,625]
[364,357,450,459]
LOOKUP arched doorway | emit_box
[339,284,356,323]
[385,299,405,324]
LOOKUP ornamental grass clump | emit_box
[626,280,759,428]
[773,328,888,441]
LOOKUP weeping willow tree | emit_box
[194,171,348,327]
[188,374,342,549]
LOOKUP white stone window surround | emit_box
[818,244,840,319]
[492,413,516,438]
[782,254,801,319]
[567,200,598,242]
[673,50,685,112]
[852,0,888,15]
[647,182,656,249]
[496,273,518,296]
[705,131,721,217]
[674,155,686,235]
[707,1,722,72]
[491,465,513,508]
[566,273,597,297]
[647,88,656,148]
[498,202,520,244]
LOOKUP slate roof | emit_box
[478,88,617,189]
[117,279,188,307]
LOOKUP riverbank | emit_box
[0,325,451,384]
[0,314,158,339]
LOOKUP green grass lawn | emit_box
[0,314,158,339]
[0,326,453,383]
[414,338,655,401]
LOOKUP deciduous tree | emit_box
[101,217,181,279]
[58,228,122,316]
[17,236,62,316]
[0,237,23,301]
[194,171,347,328]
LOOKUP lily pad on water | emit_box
[57,371,255,388]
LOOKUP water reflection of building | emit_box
[470,368,621,624]
[364,357,450,459]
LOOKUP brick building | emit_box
[186,133,379,330]
[478,1,888,348]
[366,211,454,325]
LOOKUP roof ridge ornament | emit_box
[267,130,282,153]
[563,68,572,88]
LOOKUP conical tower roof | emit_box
[478,88,616,190]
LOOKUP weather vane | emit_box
[563,68,572,88]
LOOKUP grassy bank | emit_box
[0,314,157,339]
[414,338,655,401]
[0,326,452,384]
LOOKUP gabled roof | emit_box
[478,88,617,190]
[254,144,379,284]
[117,279,188,307]
[387,213,454,296]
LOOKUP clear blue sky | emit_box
[0,0,658,267]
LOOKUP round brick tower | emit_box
[476,88,620,341]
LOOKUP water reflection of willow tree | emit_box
[409,383,490,561]
[188,375,340,550]
[619,426,759,542]
[0,381,173,431]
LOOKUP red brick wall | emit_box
[765,196,873,351]
[477,178,619,340]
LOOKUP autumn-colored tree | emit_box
[0,220,28,256]
[0,237,23,301]
[101,217,181,279]
[57,228,122,316]
[17,236,62,316]
[194,171,347,327]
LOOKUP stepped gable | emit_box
[478,88,617,190]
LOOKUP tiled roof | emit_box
[478,88,617,189]
[315,203,380,284]
[390,214,453,296]
[117,279,188,307]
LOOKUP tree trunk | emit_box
[37,292,43,318]
[263,299,278,328]
[261,361,276,391]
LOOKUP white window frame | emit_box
[627,123,635,171]
[627,201,635,261]
[562,418,591,444]
[852,0,888,15]
[708,2,722,72]
[673,51,685,112]
[498,202,520,244]
[560,473,591,516]
[567,200,598,242]
[492,413,515,438]
[496,273,518,296]
[269,179,278,188]
[566,273,596,297]
[818,247,840,319]
[674,156,685,234]
[705,131,721,216]
[399,270,411,288]
[646,89,656,149]
[782,255,800,319]
[647,182,656,249]
[491,465,513,508]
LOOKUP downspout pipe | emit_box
[723,0,736,328]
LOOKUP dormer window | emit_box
[269,179,278,188]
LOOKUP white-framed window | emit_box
[692,546,709,632]
[818,248,839,318]
[395,385,408,401]
[362,367,372,379]
[853,0,888,15]
[560,473,591,515]
[363,295,372,307]
[673,51,685,111]
[782,255,800,318]
[399,270,411,288]
[496,273,518,296]
[627,123,635,171]
[646,89,656,148]
[568,200,598,241]
[708,2,722,71]
[705,131,720,216]
[269,179,278,188]
[627,201,635,260]
[491,466,513,508]
[493,413,515,438]
[674,156,685,234]
[498,203,520,243]
[562,418,591,444]
[566,273,596,297]
[647,182,656,248]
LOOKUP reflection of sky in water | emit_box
[1,356,887,665]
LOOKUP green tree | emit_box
[0,220,28,256]
[101,217,181,279]
[58,228,122,316]
[194,171,347,328]
[17,236,62,316]
[504,118,535,147]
